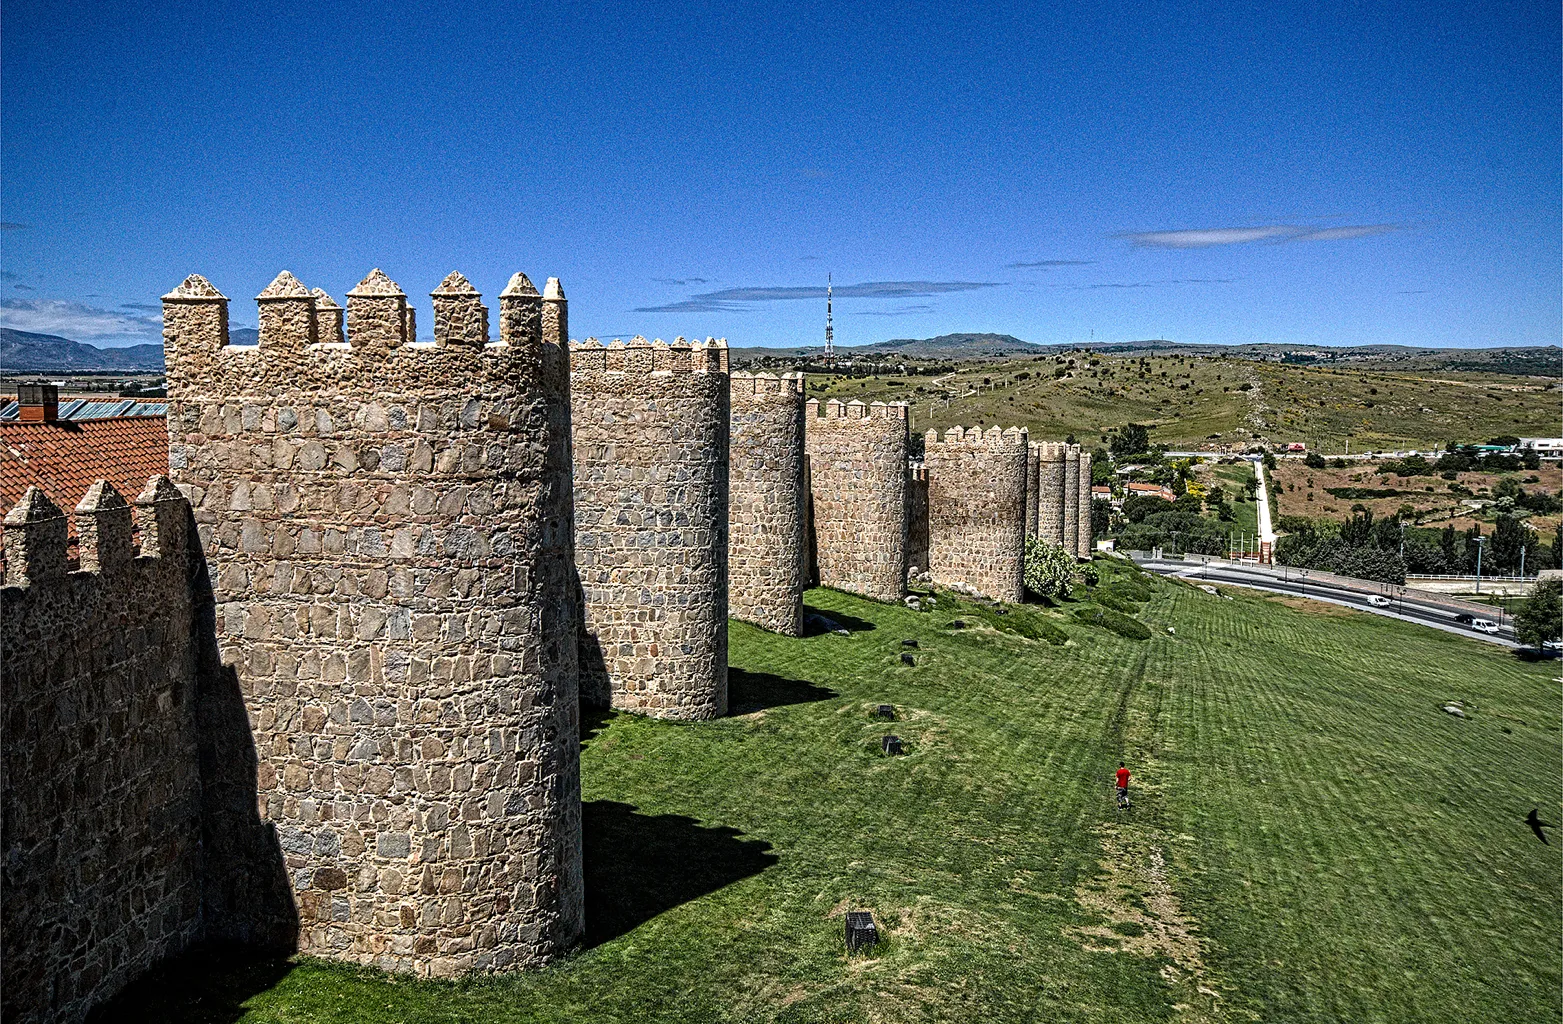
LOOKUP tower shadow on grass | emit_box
[86,944,294,1024]
[583,800,778,948]
[727,668,837,715]
[801,603,876,636]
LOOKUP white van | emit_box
[1366,595,1391,607]
[1471,618,1500,635]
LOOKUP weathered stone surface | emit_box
[728,372,805,636]
[923,426,1028,602]
[804,399,909,603]
[162,271,584,977]
[570,336,730,720]
[2,477,203,1023]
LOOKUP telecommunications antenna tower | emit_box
[824,273,834,367]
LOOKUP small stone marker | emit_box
[834,628,851,637]
[900,652,915,666]
[948,619,966,630]
[875,704,895,720]
[902,639,918,648]
[845,911,879,952]
[1442,704,1465,718]
[882,735,903,755]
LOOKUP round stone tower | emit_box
[728,371,807,636]
[803,398,910,602]
[162,268,583,976]
[1038,441,1068,546]
[569,335,730,720]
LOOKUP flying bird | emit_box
[1525,808,1555,844]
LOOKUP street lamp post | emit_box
[1300,569,1310,597]
[1399,520,1406,562]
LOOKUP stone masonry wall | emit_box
[162,269,584,977]
[1062,445,1080,557]
[1076,450,1094,558]
[906,465,929,577]
[923,427,1028,603]
[570,336,730,719]
[2,478,203,1024]
[804,399,908,603]
[728,372,805,636]
[1038,442,1067,547]
[1025,443,1040,539]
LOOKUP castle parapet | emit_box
[2,477,203,1023]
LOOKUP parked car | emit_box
[1453,613,1475,624]
[1366,595,1391,607]
[1471,618,1500,635]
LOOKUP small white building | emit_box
[1518,437,1563,456]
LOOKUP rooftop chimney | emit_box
[17,383,59,424]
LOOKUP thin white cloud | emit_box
[1118,223,1405,248]
[854,304,935,316]
[0,298,162,338]
[1008,259,1095,268]
[635,280,1000,313]
[0,222,28,231]
[1289,224,1401,242]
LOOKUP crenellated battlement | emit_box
[924,425,1029,450]
[162,269,570,395]
[806,397,909,421]
[568,335,729,374]
[2,477,188,588]
[730,370,804,398]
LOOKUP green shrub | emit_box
[1023,538,1076,599]
[1071,606,1153,640]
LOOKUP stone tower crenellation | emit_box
[161,268,584,976]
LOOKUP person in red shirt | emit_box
[1115,762,1131,808]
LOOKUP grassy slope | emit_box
[807,355,1559,451]
[108,567,1560,1023]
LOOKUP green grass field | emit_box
[806,354,1560,451]
[105,563,1561,1023]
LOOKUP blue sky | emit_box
[1,1,1558,349]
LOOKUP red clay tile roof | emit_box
[0,416,170,516]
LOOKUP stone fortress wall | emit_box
[1075,450,1094,558]
[161,269,585,977]
[728,372,806,636]
[570,335,730,719]
[1038,442,1067,547]
[922,426,1029,603]
[1025,443,1041,538]
[803,398,909,603]
[1,478,204,1024]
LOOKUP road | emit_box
[1133,556,1524,649]
[1251,456,1276,545]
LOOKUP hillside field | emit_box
[801,354,1560,451]
[105,562,1561,1023]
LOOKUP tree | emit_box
[1304,452,1327,469]
[1514,579,1562,651]
[1090,499,1112,538]
[1554,522,1563,570]
[1111,423,1151,459]
[1491,514,1532,576]
[1023,538,1076,599]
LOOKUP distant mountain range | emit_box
[731,333,1563,376]
[1,328,165,372]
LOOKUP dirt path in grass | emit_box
[1068,824,1253,1023]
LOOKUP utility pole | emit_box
[1475,536,1485,593]
[1399,520,1406,562]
